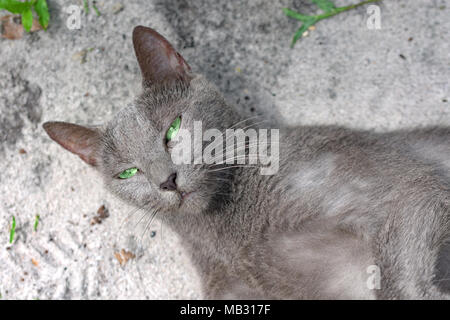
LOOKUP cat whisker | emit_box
[228,115,265,130]
[205,119,271,152]
[218,141,280,158]
[213,116,266,145]
[159,215,164,244]
[206,152,262,164]
[219,143,274,156]
[132,204,158,231]
[119,200,153,232]
[206,170,234,175]
[207,155,261,167]
[203,177,231,182]
[209,192,232,196]
[206,165,260,173]
[139,208,160,244]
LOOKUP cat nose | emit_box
[160,172,178,191]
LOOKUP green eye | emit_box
[118,167,138,179]
[166,116,181,141]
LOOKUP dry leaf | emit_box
[90,204,110,225]
[1,15,42,40]
[72,50,88,64]
[112,3,124,14]
[31,258,39,267]
[114,251,123,265]
[97,205,109,219]
[114,249,135,266]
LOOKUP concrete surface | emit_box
[0,0,449,299]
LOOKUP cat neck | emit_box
[163,166,271,273]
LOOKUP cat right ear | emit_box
[132,26,192,87]
[43,121,101,166]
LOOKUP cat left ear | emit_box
[132,26,192,87]
[43,121,101,166]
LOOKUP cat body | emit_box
[43,27,450,299]
[169,123,450,299]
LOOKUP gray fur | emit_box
[43,27,450,300]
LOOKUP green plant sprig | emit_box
[92,1,100,16]
[284,0,383,48]
[9,216,16,244]
[83,0,89,14]
[0,0,49,32]
[83,0,101,16]
[34,214,40,232]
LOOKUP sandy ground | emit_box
[0,0,448,299]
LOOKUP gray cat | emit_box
[43,26,450,299]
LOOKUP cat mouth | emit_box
[179,191,194,207]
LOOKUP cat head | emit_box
[43,26,241,215]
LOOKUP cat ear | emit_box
[43,122,101,166]
[132,25,192,87]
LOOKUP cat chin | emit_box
[176,192,210,213]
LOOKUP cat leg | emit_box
[375,194,450,299]
[434,239,450,293]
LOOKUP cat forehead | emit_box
[111,105,145,126]
[106,106,157,140]
[104,75,220,139]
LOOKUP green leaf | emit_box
[291,18,316,48]
[311,0,336,13]
[0,0,29,13]
[282,8,310,22]
[34,0,49,30]
[21,7,33,32]
[0,0,33,14]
